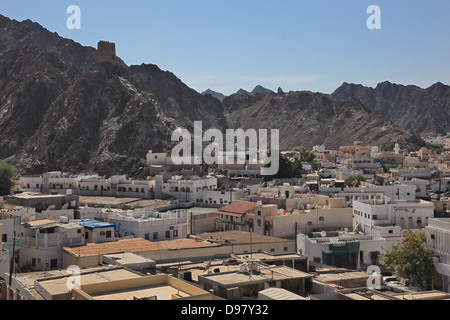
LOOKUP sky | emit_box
[2,0,450,95]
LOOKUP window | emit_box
[32,258,36,267]
[77,229,81,234]
[145,233,150,240]
[388,230,393,234]
[2,234,6,242]
[166,231,171,238]
[153,232,158,240]
[106,230,112,238]
[50,259,58,269]
[257,211,262,216]
[373,215,378,220]
[173,229,178,237]
[85,232,89,240]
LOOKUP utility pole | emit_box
[294,222,298,253]
[9,237,16,286]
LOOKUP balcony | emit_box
[21,233,84,248]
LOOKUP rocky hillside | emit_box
[224,90,425,150]
[202,89,226,102]
[0,14,432,176]
[0,14,127,69]
[128,64,227,132]
[332,81,450,136]
[1,47,182,176]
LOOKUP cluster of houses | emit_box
[1,143,450,301]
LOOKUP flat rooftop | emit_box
[79,196,141,207]
[187,207,219,215]
[196,231,295,245]
[200,265,312,286]
[314,271,370,284]
[11,192,69,199]
[104,252,154,262]
[14,266,141,300]
[234,252,307,261]
[79,196,175,209]
[91,284,190,300]
[63,237,220,257]
[391,290,450,300]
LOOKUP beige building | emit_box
[197,263,313,300]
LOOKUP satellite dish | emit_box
[320,231,327,237]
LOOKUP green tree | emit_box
[345,174,366,183]
[381,142,395,151]
[264,153,302,181]
[0,161,15,196]
[293,146,316,163]
[382,230,437,290]
[119,157,148,180]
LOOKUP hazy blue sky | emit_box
[2,0,450,95]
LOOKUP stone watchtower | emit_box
[97,41,116,65]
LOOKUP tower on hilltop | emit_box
[97,41,116,65]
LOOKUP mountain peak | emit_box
[251,85,274,95]
[201,89,226,102]
[235,88,249,95]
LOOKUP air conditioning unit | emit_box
[100,231,106,236]
[170,226,174,230]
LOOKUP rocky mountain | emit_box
[251,85,274,95]
[235,88,249,95]
[0,14,432,176]
[0,14,126,69]
[1,47,182,176]
[202,89,226,102]
[224,90,425,151]
[331,81,450,136]
[0,14,228,176]
[128,64,227,132]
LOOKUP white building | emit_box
[426,218,450,292]
[18,172,156,200]
[108,208,188,241]
[319,182,416,203]
[19,219,84,271]
[297,232,387,269]
[202,188,246,205]
[353,196,434,234]
[390,168,432,179]
[158,175,218,203]
[0,207,36,257]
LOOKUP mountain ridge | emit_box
[0,14,438,176]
